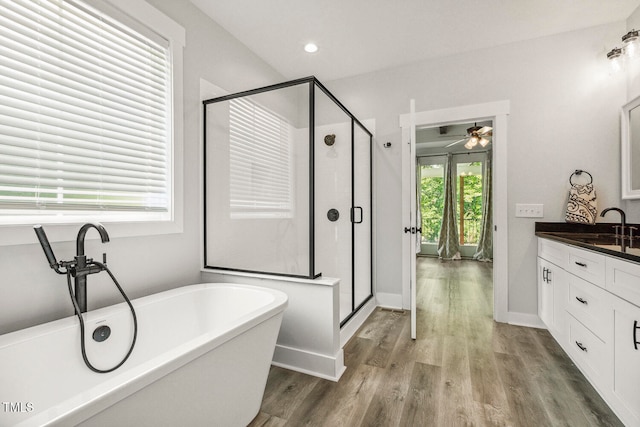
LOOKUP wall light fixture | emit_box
[607,47,624,72]
[606,29,640,72]
[623,29,640,58]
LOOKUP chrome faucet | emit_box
[601,207,627,237]
[34,223,110,313]
[74,223,110,313]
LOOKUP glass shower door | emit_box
[352,121,372,314]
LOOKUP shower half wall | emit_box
[202,77,373,379]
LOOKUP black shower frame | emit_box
[202,76,373,325]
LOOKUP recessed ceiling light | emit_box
[304,43,318,53]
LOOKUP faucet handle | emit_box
[629,226,638,239]
[614,225,621,237]
[102,253,107,265]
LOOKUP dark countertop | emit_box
[535,222,640,264]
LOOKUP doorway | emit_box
[416,123,492,260]
[400,101,510,338]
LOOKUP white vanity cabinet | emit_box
[537,237,640,427]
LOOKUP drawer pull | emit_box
[574,261,587,268]
[575,297,588,305]
[575,341,587,352]
[634,320,639,351]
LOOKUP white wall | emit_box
[0,0,284,335]
[325,22,633,317]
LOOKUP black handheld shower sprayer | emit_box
[33,223,137,373]
[34,225,63,274]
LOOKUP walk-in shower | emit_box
[203,77,373,327]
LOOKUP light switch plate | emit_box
[515,203,544,218]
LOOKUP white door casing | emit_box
[400,100,510,330]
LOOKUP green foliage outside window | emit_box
[420,162,483,245]
[420,174,444,243]
[457,173,483,244]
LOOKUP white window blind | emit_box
[229,97,292,218]
[0,0,171,222]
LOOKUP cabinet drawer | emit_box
[606,257,640,308]
[567,315,608,385]
[567,275,612,341]
[538,238,568,267]
[568,246,605,287]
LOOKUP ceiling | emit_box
[190,0,639,81]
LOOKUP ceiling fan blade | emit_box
[445,138,466,148]
[477,126,493,135]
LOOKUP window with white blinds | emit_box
[229,97,293,218]
[0,0,171,224]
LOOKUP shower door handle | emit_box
[351,207,363,224]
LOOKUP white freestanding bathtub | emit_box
[0,283,287,427]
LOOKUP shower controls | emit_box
[327,209,339,222]
[92,325,111,342]
[324,134,336,146]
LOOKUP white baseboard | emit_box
[507,311,546,329]
[376,292,403,309]
[272,344,345,382]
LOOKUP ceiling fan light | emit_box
[479,136,490,147]
[464,136,479,149]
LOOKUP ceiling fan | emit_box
[445,124,493,149]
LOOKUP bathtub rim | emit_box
[3,282,287,427]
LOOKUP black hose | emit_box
[65,262,137,374]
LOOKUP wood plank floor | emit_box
[248,258,623,427]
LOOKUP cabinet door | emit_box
[538,257,568,340]
[538,257,554,328]
[538,257,568,342]
[612,297,640,425]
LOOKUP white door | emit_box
[401,100,418,339]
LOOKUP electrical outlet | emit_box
[515,203,544,218]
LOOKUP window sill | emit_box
[0,219,183,246]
